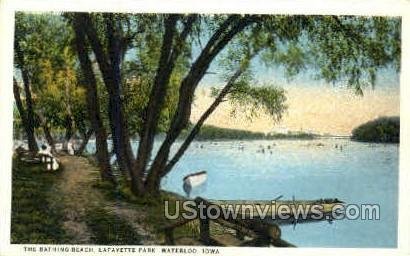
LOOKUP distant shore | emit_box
[180,125,317,141]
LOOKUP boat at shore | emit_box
[183,171,207,197]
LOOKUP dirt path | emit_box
[103,203,157,245]
[53,155,157,244]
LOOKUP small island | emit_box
[351,116,400,143]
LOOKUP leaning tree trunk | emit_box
[106,14,135,178]
[160,68,244,179]
[42,124,56,153]
[36,111,56,153]
[63,116,74,151]
[80,13,134,178]
[144,16,255,195]
[14,43,38,153]
[63,81,76,152]
[72,15,116,183]
[13,78,32,148]
[144,80,233,194]
[73,14,116,183]
[132,15,183,196]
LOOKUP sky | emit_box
[193,62,400,136]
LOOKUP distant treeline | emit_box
[181,125,316,141]
[351,116,399,143]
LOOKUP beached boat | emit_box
[183,171,207,197]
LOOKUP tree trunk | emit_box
[105,16,135,179]
[106,87,134,176]
[13,77,32,149]
[42,123,55,153]
[80,13,134,179]
[160,69,243,178]
[36,111,56,153]
[42,123,56,153]
[144,16,254,194]
[63,76,76,151]
[72,15,116,184]
[63,116,74,151]
[133,15,197,195]
[132,15,182,196]
[144,72,238,195]
[76,129,93,155]
[14,43,38,153]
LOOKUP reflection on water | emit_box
[87,138,399,248]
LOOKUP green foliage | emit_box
[11,159,70,244]
[36,54,87,131]
[15,13,74,85]
[226,83,287,122]
[255,15,400,93]
[267,132,315,140]
[74,13,188,136]
[15,13,89,135]
[299,16,399,93]
[121,60,183,135]
[352,116,399,143]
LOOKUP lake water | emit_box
[88,138,399,248]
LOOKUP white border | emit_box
[1,0,409,255]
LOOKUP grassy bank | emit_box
[11,158,70,243]
[92,179,200,243]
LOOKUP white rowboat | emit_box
[183,171,207,197]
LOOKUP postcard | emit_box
[0,0,409,255]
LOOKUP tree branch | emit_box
[134,14,180,178]
[161,67,244,177]
[145,15,256,186]
[160,49,259,177]
[134,14,198,178]
[80,13,112,90]
[168,15,256,134]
